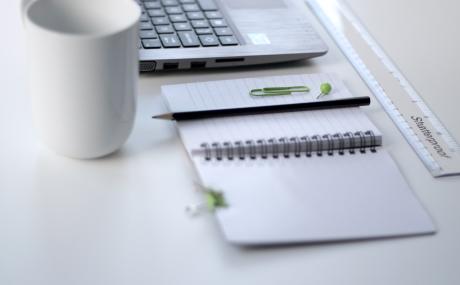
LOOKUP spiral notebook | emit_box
[162,74,435,245]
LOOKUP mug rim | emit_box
[25,0,141,39]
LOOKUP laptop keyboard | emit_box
[136,0,239,49]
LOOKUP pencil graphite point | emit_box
[152,113,173,120]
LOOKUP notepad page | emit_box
[177,107,381,154]
[162,73,435,245]
[195,150,435,245]
[162,73,353,112]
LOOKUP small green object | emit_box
[317,82,333,99]
[204,189,228,211]
[250,85,310,96]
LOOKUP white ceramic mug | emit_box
[22,0,140,159]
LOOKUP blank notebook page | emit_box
[196,151,435,245]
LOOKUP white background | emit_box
[1,0,459,284]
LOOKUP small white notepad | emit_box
[162,73,353,112]
[161,74,435,245]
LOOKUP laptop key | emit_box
[140,30,158,39]
[156,25,175,33]
[179,0,195,3]
[139,21,154,30]
[165,6,183,14]
[169,14,187,22]
[195,28,213,35]
[160,34,181,48]
[174,22,192,31]
[214,27,233,36]
[144,2,161,9]
[209,19,227,27]
[161,0,179,6]
[219,35,238,46]
[142,39,162,49]
[152,17,170,25]
[182,4,200,12]
[199,34,219,46]
[178,31,200,47]
[148,9,165,17]
[191,20,209,28]
[140,13,150,22]
[204,11,222,19]
[186,11,204,20]
[197,0,217,11]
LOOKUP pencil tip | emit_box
[152,113,172,120]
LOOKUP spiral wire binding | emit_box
[212,142,223,161]
[268,138,279,159]
[301,136,312,157]
[200,131,378,160]
[355,131,366,153]
[235,141,245,160]
[257,139,268,159]
[290,137,302,157]
[323,134,334,155]
[333,132,345,155]
[280,137,290,158]
[247,140,257,159]
[223,141,234,160]
[344,132,355,154]
[366,130,377,152]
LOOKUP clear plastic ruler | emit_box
[306,0,460,177]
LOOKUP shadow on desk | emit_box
[235,232,436,251]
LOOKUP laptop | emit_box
[136,0,328,71]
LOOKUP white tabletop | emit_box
[1,0,460,284]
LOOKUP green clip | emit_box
[204,188,228,212]
[186,184,229,216]
[250,86,310,96]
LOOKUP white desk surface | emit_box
[1,0,459,284]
